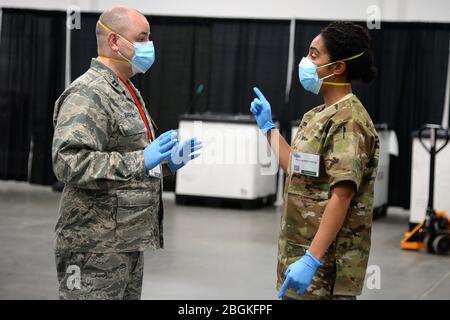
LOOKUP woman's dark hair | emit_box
[320,21,377,83]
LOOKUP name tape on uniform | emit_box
[291,151,320,177]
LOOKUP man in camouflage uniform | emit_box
[277,93,379,299]
[52,5,201,299]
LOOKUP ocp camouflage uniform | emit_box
[277,94,379,300]
[52,58,173,299]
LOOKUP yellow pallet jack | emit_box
[401,124,450,254]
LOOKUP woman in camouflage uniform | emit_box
[250,22,379,300]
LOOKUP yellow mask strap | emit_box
[98,56,129,64]
[97,20,112,32]
[319,51,365,68]
[320,51,365,86]
[97,20,133,64]
[340,51,365,62]
[322,81,351,86]
[97,20,134,47]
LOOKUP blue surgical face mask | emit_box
[117,39,155,75]
[98,20,155,76]
[298,52,365,94]
[298,57,336,94]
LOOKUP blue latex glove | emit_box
[144,129,178,172]
[250,87,276,134]
[168,137,203,173]
[278,250,323,298]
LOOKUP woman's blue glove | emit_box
[278,250,323,298]
[144,130,178,172]
[168,137,203,173]
[250,87,276,134]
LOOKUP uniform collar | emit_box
[89,58,143,105]
[119,76,145,106]
[318,93,354,112]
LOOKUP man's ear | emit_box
[107,33,120,52]
[332,61,347,76]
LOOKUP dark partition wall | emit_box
[0,8,66,185]
[352,22,449,208]
[1,8,449,208]
[208,19,290,116]
[70,14,290,135]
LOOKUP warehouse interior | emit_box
[0,0,449,300]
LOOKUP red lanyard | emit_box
[120,78,152,141]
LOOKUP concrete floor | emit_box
[0,181,449,300]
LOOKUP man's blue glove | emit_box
[250,87,276,134]
[278,250,323,298]
[168,137,203,173]
[144,129,178,172]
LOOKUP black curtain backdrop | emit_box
[283,21,450,208]
[70,14,289,191]
[71,14,289,133]
[208,19,290,116]
[288,21,450,208]
[71,13,213,137]
[1,8,449,208]
[70,12,98,81]
[135,16,212,190]
[133,16,212,132]
[355,23,450,208]
[71,14,214,190]
[285,21,329,138]
[0,8,66,185]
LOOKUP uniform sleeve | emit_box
[323,120,370,191]
[52,92,146,189]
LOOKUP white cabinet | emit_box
[175,114,278,207]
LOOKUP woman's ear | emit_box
[332,61,347,76]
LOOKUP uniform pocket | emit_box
[287,173,329,200]
[118,119,147,136]
[116,119,148,152]
[115,189,160,242]
[284,239,308,259]
[282,174,330,247]
[282,192,319,245]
